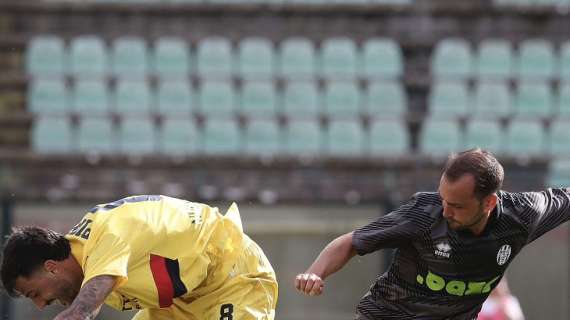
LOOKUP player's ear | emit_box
[43,260,58,274]
[483,193,498,213]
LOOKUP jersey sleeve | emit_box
[82,230,131,290]
[352,193,430,255]
[519,188,570,243]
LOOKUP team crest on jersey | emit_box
[496,244,511,265]
[434,241,452,258]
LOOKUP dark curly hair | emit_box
[1,226,71,297]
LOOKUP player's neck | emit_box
[468,211,492,236]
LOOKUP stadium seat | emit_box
[547,159,570,188]
[118,117,156,155]
[514,81,553,117]
[279,37,316,77]
[26,36,65,76]
[28,79,69,115]
[196,37,233,76]
[159,118,199,155]
[77,117,114,154]
[114,80,152,115]
[517,40,555,79]
[432,39,472,78]
[31,116,73,154]
[472,81,512,118]
[428,81,469,118]
[111,37,148,76]
[323,82,361,117]
[282,81,320,118]
[368,120,409,156]
[561,41,570,79]
[464,119,503,155]
[244,119,282,156]
[558,82,570,115]
[153,37,190,77]
[69,36,108,76]
[366,81,406,118]
[505,119,544,156]
[361,38,402,78]
[240,81,277,117]
[238,38,274,77]
[72,79,109,115]
[320,38,357,78]
[419,118,461,156]
[476,40,512,78]
[202,118,241,155]
[157,80,192,116]
[326,119,364,156]
[198,80,235,116]
[285,119,321,156]
[549,119,570,157]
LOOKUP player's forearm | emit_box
[306,232,357,280]
[53,275,115,320]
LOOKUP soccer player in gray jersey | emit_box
[295,148,570,319]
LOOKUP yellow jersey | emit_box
[65,195,249,313]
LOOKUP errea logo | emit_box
[434,241,452,258]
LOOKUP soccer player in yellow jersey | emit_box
[0,195,278,319]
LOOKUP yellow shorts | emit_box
[132,236,278,320]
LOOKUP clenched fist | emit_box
[294,273,324,296]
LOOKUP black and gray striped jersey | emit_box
[352,188,570,319]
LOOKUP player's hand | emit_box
[295,273,324,296]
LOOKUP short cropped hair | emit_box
[443,148,504,200]
[1,226,71,297]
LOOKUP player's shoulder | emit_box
[398,192,442,225]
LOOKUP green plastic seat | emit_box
[324,82,360,117]
[111,37,148,76]
[159,118,199,155]
[420,118,461,156]
[118,117,156,155]
[476,40,512,78]
[286,119,321,156]
[78,117,114,154]
[514,81,553,117]
[199,80,235,116]
[506,119,544,156]
[244,119,282,156]
[368,120,409,156]
[432,39,472,78]
[32,116,73,154]
[114,80,152,115]
[464,119,503,154]
[561,41,570,79]
[26,36,65,76]
[361,38,402,78]
[153,37,190,77]
[202,118,241,155]
[157,80,192,116]
[238,38,273,77]
[473,81,512,118]
[547,159,570,188]
[517,40,555,79]
[197,37,233,76]
[73,79,109,115]
[28,79,69,115]
[558,82,570,115]
[326,119,363,156]
[240,81,276,117]
[321,38,357,78]
[70,36,108,76]
[282,81,320,118]
[549,119,570,157]
[280,37,315,77]
[366,81,406,118]
[429,81,469,118]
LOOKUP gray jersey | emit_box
[352,188,570,319]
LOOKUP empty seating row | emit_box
[28,79,406,118]
[27,36,402,79]
[31,116,570,157]
[430,80,570,118]
[433,39,570,79]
